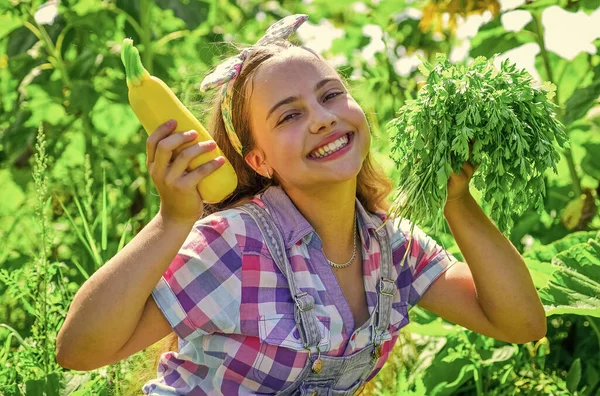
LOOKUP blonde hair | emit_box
[123,41,393,394]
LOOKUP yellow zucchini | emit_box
[121,38,238,204]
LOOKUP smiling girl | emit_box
[56,14,546,395]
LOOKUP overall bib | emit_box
[239,201,400,395]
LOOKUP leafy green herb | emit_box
[386,54,569,236]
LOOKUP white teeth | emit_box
[310,134,351,158]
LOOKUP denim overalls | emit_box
[239,201,398,395]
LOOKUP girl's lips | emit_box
[307,132,354,161]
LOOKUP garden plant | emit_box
[0,0,599,394]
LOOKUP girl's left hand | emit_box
[447,161,478,204]
[446,141,479,205]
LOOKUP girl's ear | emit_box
[244,147,268,177]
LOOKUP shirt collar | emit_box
[256,185,379,251]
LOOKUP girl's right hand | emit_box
[146,119,225,226]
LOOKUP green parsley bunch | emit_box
[386,54,569,236]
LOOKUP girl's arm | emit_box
[56,213,194,370]
[418,192,547,343]
[417,162,546,343]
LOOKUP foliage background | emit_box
[0,0,599,394]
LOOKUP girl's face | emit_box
[245,49,371,191]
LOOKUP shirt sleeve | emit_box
[397,218,459,309]
[151,210,244,342]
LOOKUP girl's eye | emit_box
[279,113,299,124]
[277,92,344,125]
[325,91,343,101]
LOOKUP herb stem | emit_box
[531,12,555,100]
[104,4,146,39]
[0,324,27,347]
[564,148,582,196]
[532,10,582,197]
[140,0,154,75]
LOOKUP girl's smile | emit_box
[307,132,355,161]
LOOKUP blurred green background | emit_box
[1,0,599,394]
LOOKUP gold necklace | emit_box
[326,212,357,269]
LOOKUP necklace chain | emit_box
[326,212,357,269]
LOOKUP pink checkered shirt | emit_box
[143,186,458,395]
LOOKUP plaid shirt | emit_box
[143,186,458,395]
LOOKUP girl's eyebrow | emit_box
[266,78,339,121]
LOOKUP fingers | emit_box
[146,119,177,165]
[464,161,476,177]
[150,131,198,179]
[178,156,225,190]
[165,140,218,184]
[449,161,476,180]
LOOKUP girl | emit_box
[56,14,547,395]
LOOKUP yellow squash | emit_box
[121,38,238,204]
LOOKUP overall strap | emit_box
[371,214,396,350]
[238,202,323,351]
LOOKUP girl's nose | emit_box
[309,104,338,134]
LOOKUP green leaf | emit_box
[418,62,431,77]
[470,31,532,59]
[563,79,600,125]
[436,167,447,188]
[524,259,557,289]
[70,0,107,16]
[25,379,44,396]
[0,12,22,41]
[549,52,592,107]
[584,363,600,392]
[23,85,68,126]
[566,358,582,394]
[455,109,468,125]
[538,237,600,317]
[90,97,140,145]
[51,131,86,181]
[6,26,37,57]
[423,357,474,396]
[405,319,458,336]
[414,136,425,150]
[523,231,597,262]
[541,81,557,100]
[479,345,519,365]
[581,0,600,10]
[522,0,569,10]
[0,169,26,217]
[69,50,99,80]
[69,81,99,115]
[155,0,210,30]
[581,142,600,179]
[24,374,61,396]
